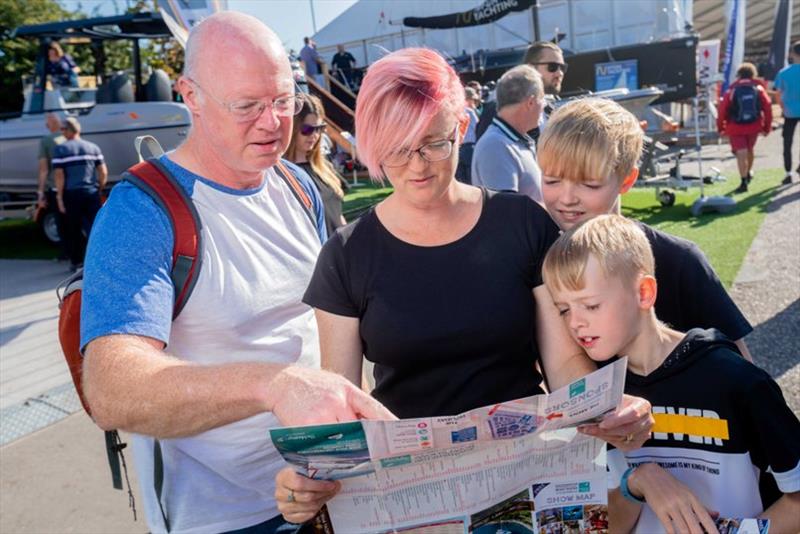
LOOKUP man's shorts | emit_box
[729,132,758,152]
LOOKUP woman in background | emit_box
[286,95,348,236]
[47,42,79,88]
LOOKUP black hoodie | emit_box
[608,329,800,531]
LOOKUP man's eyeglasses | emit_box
[531,62,568,74]
[300,123,326,136]
[382,126,459,168]
[188,78,303,121]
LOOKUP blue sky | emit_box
[59,0,357,54]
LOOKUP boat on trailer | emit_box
[0,12,190,240]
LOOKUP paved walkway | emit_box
[0,132,797,532]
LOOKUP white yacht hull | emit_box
[0,101,190,193]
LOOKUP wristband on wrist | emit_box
[620,466,646,503]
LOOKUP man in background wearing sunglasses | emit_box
[79,11,393,534]
[476,41,567,142]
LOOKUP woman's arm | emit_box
[316,308,363,385]
[759,492,800,533]
[608,488,642,534]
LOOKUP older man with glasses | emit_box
[471,65,546,203]
[79,12,393,534]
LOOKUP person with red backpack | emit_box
[75,12,393,534]
[717,62,773,194]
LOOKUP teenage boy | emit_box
[542,215,800,534]
[538,98,754,361]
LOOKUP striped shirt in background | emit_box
[52,138,104,192]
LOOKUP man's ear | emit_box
[620,168,639,194]
[638,274,657,309]
[177,77,200,113]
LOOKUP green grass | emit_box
[0,218,59,259]
[0,170,782,285]
[0,181,395,260]
[622,168,784,288]
[342,179,393,218]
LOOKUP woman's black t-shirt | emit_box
[296,161,345,237]
[303,189,560,419]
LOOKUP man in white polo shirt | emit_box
[471,65,545,203]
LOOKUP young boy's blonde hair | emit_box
[538,98,644,183]
[542,214,654,292]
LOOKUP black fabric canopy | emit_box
[403,0,534,29]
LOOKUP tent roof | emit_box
[693,0,800,45]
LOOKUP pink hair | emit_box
[355,48,466,179]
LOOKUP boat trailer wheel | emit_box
[658,190,676,207]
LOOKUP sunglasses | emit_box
[300,123,326,136]
[532,62,568,74]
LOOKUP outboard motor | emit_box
[145,69,172,102]
[96,73,134,104]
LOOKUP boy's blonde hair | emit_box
[542,214,654,292]
[538,98,643,184]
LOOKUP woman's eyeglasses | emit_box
[382,125,459,168]
[531,62,568,74]
[300,123,326,136]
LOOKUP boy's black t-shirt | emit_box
[303,190,559,419]
[609,329,800,530]
[639,222,752,341]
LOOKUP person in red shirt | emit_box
[718,62,773,193]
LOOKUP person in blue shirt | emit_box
[46,42,79,88]
[52,117,106,271]
[79,13,393,534]
[775,41,800,185]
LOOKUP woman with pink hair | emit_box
[274,48,653,523]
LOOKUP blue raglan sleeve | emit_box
[282,160,328,243]
[80,181,175,351]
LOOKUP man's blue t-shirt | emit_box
[775,64,800,118]
[52,138,104,192]
[80,156,327,351]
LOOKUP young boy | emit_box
[542,215,800,534]
[538,98,755,361]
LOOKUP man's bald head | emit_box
[183,12,287,84]
[45,112,61,133]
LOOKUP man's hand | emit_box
[57,196,66,214]
[270,366,396,427]
[275,467,340,524]
[578,394,653,451]
[628,463,719,534]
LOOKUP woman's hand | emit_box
[275,467,341,524]
[628,463,719,534]
[578,394,653,451]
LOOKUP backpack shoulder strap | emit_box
[124,158,203,319]
[274,160,317,231]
